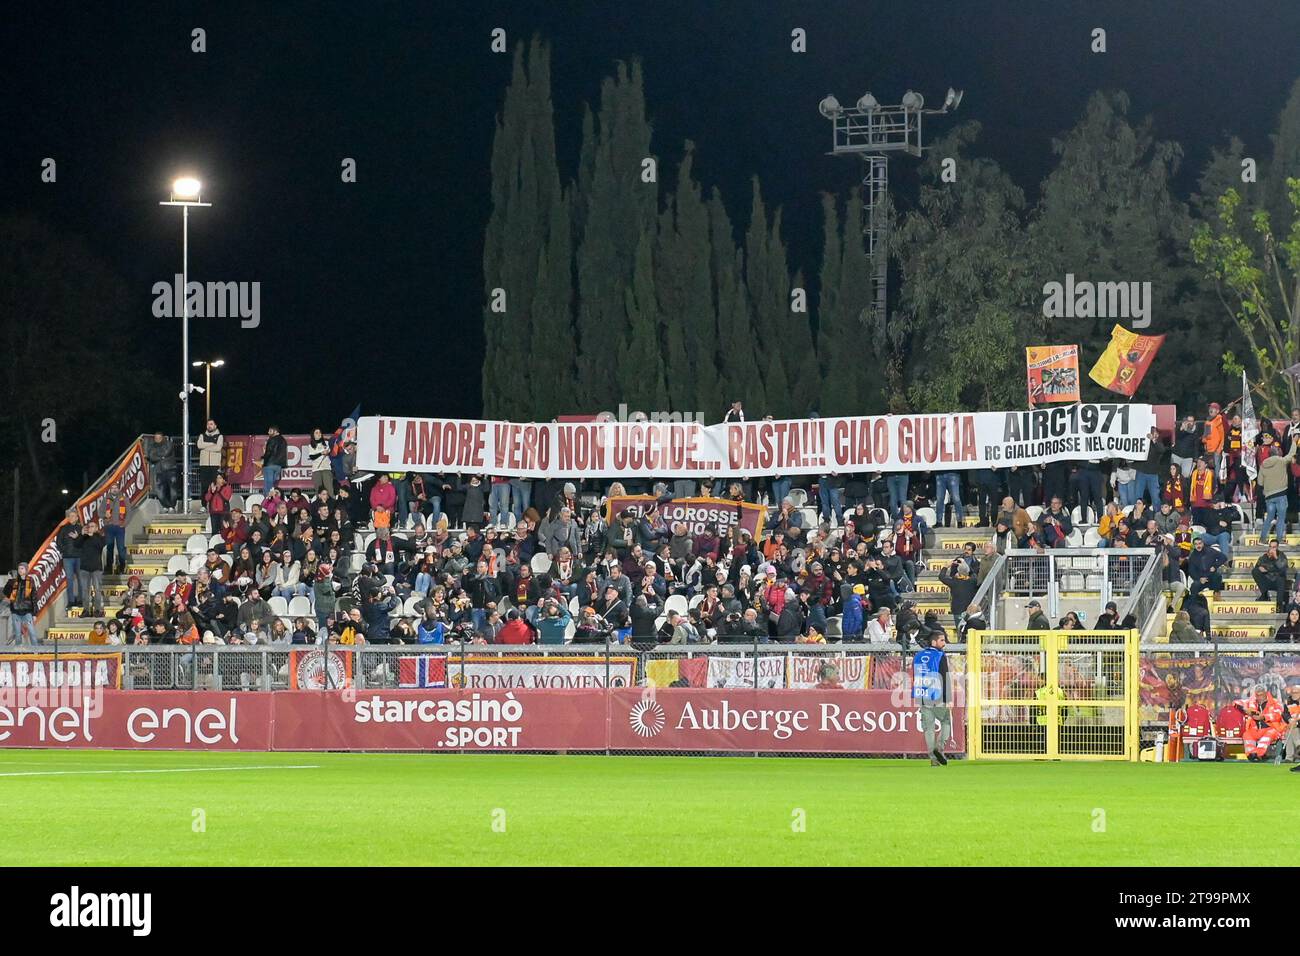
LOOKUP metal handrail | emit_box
[1118,549,1167,641]
[967,551,1008,630]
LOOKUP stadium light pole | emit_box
[819,87,962,329]
[192,358,225,421]
[161,177,211,514]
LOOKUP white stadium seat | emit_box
[916,507,937,528]
[531,552,553,574]
[148,575,168,595]
[166,555,189,575]
[664,594,688,616]
[245,494,264,510]
[287,596,313,618]
[268,596,289,617]
[186,533,209,555]
[788,489,808,508]
[1026,505,1043,522]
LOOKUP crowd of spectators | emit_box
[9,398,1300,647]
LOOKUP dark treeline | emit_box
[482,38,1300,423]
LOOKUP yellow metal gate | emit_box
[965,630,1139,761]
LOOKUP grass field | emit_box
[0,749,1295,866]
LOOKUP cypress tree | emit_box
[620,224,669,412]
[744,180,789,415]
[575,61,656,409]
[655,142,720,418]
[709,190,764,416]
[819,190,876,414]
[481,37,568,420]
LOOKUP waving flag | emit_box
[1088,325,1164,397]
[1240,371,1259,481]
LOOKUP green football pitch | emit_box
[0,749,1293,866]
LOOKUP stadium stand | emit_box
[15,404,1300,653]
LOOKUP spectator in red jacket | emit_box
[220,510,250,554]
[369,474,397,517]
[496,608,536,645]
[203,472,233,534]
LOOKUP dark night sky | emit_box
[4,0,1300,466]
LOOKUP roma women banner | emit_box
[358,404,1154,479]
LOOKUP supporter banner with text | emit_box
[222,434,318,489]
[0,689,962,754]
[25,438,152,621]
[358,404,1154,479]
[1026,345,1081,405]
[0,654,121,690]
[605,495,768,540]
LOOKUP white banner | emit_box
[706,655,787,689]
[357,404,1154,478]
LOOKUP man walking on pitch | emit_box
[913,629,953,766]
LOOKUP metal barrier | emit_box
[968,552,1007,629]
[7,643,927,692]
[13,640,1297,689]
[966,629,1139,761]
[1118,549,1169,641]
[999,548,1156,621]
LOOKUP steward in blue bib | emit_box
[912,645,947,702]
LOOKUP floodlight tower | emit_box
[819,87,963,328]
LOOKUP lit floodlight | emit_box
[171,177,202,200]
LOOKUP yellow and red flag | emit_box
[1088,325,1165,397]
